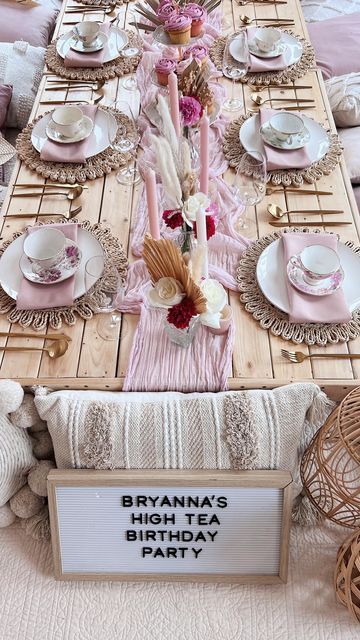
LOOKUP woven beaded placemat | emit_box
[0,219,128,331]
[223,112,343,187]
[45,31,142,82]
[209,29,315,86]
[236,228,360,346]
[16,106,138,184]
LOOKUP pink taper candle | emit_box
[199,112,209,195]
[168,71,181,137]
[196,207,209,278]
[144,168,160,240]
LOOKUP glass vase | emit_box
[164,315,200,348]
[174,228,197,261]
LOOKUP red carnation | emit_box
[167,297,197,329]
[162,209,183,230]
[193,214,216,240]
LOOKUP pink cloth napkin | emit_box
[283,232,351,324]
[247,28,288,73]
[259,108,311,171]
[17,223,78,311]
[40,105,98,163]
[64,23,110,68]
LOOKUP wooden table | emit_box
[1,0,359,400]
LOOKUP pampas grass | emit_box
[150,135,183,208]
[143,236,207,314]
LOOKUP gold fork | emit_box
[281,349,360,363]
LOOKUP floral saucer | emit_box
[70,32,108,54]
[20,239,82,285]
[46,115,93,145]
[260,121,310,150]
[287,256,344,296]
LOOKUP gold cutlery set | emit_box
[281,349,360,363]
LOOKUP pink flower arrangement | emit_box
[179,96,203,127]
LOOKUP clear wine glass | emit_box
[108,100,141,186]
[222,31,250,112]
[231,151,267,230]
[85,255,128,341]
[113,15,141,91]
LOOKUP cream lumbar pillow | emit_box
[339,126,360,183]
[0,41,45,130]
[325,72,360,127]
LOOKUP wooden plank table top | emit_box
[1,0,359,400]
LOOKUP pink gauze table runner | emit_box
[17,223,78,310]
[40,105,98,163]
[64,23,110,68]
[282,232,351,324]
[259,108,311,171]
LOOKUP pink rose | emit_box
[179,96,203,127]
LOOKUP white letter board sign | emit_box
[48,469,292,583]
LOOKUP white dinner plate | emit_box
[230,31,302,67]
[256,238,360,313]
[240,113,330,166]
[0,228,104,301]
[56,27,128,63]
[31,108,117,159]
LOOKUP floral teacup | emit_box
[23,228,66,275]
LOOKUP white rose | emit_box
[183,192,210,225]
[147,277,185,309]
[199,279,227,328]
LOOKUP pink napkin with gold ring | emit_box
[17,223,78,310]
[282,232,350,324]
[64,23,110,68]
[259,107,311,171]
[247,27,288,73]
[40,104,97,163]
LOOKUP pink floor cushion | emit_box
[0,0,58,48]
[307,12,360,80]
[0,85,12,131]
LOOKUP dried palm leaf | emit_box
[143,236,207,314]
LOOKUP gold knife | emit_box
[270,221,352,227]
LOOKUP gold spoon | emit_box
[12,186,83,202]
[4,206,82,221]
[251,93,314,106]
[266,187,333,196]
[46,79,105,89]
[40,94,103,106]
[240,14,294,25]
[249,84,312,92]
[268,204,344,219]
[45,83,104,92]
[0,340,69,359]
[0,331,71,342]
[14,183,88,190]
[65,5,116,13]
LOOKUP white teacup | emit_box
[73,21,101,48]
[23,228,66,273]
[254,27,282,53]
[291,244,341,286]
[268,112,306,145]
[50,105,84,139]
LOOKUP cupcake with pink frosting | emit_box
[181,3,206,36]
[155,57,177,86]
[165,13,192,44]
[183,43,208,66]
[157,1,178,23]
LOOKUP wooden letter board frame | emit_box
[48,469,293,583]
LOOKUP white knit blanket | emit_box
[35,383,333,500]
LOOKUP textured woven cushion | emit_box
[0,0,58,48]
[0,85,12,131]
[326,73,360,127]
[307,13,360,80]
[0,42,45,129]
[353,185,360,213]
[301,0,360,22]
[0,414,36,507]
[339,126,360,183]
[35,383,333,499]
